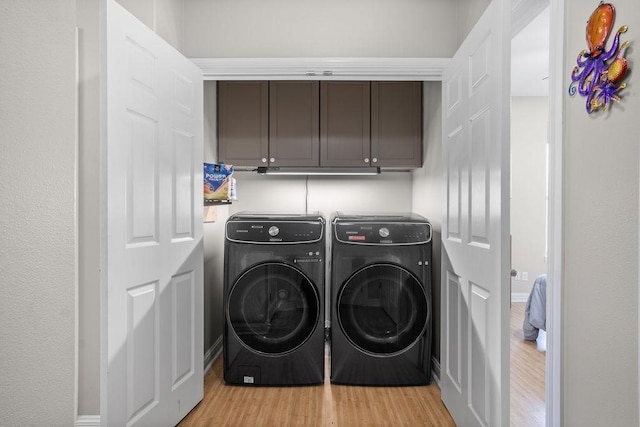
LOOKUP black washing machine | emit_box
[223,212,325,386]
[330,212,432,386]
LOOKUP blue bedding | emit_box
[523,274,547,340]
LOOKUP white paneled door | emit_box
[101,0,204,425]
[440,1,511,426]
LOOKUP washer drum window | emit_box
[227,262,320,355]
[337,263,428,356]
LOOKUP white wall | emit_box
[412,82,443,365]
[117,0,185,51]
[563,0,639,424]
[510,96,548,296]
[0,1,77,425]
[76,0,101,416]
[183,0,458,58]
[455,0,491,46]
[228,173,413,219]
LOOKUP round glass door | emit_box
[337,263,428,355]
[227,262,320,355]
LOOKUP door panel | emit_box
[217,81,269,166]
[370,82,422,167]
[102,0,204,425]
[269,81,320,166]
[126,282,159,422]
[320,81,371,166]
[441,1,510,426]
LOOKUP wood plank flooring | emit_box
[510,302,546,427]
[180,302,545,426]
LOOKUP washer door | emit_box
[337,263,428,355]
[227,261,320,355]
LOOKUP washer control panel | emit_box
[226,220,324,244]
[334,222,431,245]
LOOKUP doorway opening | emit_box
[509,5,550,426]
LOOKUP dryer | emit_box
[330,212,432,386]
[223,212,325,386]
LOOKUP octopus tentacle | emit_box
[600,25,628,61]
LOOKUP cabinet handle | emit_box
[261,158,267,163]
[372,158,378,163]
[270,158,275,163]
[364,158,370,163]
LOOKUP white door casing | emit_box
[101,0,204,425]
[440,1,511,426]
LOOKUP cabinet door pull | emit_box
[364,158,370,163]
[270,158,275,163]
[372,158,378,163]
[261,158,267,163]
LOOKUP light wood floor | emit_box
[180,302,544,426]
[510,302,546,427]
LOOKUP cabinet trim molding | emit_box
[190,57,450,81]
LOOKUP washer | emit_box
[224,212,325,386]
[330,212,432,386]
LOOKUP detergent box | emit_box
[203,163,234,200]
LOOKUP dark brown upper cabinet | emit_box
[320,81,371,167]
[217,81,268,166]
[269,81,320,167]
[217,80,423,168]
[371,82,423,167]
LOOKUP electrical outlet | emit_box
[522,272,528,281]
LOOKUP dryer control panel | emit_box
[226,220,324,244]
[334,222,432,245]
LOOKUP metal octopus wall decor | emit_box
[569,2,631,114]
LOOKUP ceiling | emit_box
[511,5,550,96]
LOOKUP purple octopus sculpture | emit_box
[569,2,630,114]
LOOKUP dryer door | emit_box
[227,261,320,355]
[337,263,429,355]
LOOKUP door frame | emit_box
[547,0,565,425]
[187,1,565,423]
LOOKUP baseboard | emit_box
[511,292,529,303]
[204,335,223,374]
[76,415,100,427]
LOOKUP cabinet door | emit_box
[371,82,423,167]
[217,81,268,166]
[269,81,320,167]
[320,81,371,167]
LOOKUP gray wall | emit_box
[510,96,548,296]
[563,0,639,424]
[76,0,101,416]
[117,0,185,51]
[455,0,491,46]
[183,0,458,58]
[412,82,443,366]
[0,1,77,425]
[202,82,226,359]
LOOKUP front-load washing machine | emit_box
[224,212,325,386]
[330,212,432,385]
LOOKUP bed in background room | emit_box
[523,274,547,340]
